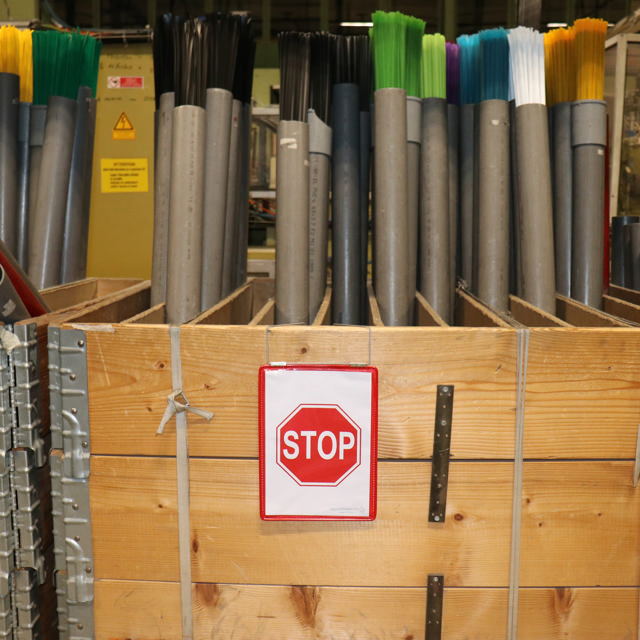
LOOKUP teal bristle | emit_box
[457,33,480,105]
[479,27,509,102]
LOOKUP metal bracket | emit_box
[50,450,67,574]
[429,385,454,523]
[61,478,94,603]
[58,329,90,480]
[67,601,94,640]
[425,574,444,640]
[12,324,45,468]
[48,326,63,451]
[0,345,13,476]
[13,568,41,637]
[54,570,69,640]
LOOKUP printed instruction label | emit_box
[112,111,136,140]
[101,158,149,193]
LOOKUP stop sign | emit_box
[276,404,361,486]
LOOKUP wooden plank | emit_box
[509,295,570,327]
[520,461,640,586]
[248,299,275,325]
[39,278,99,310]
[609,283,640,305]
[250,278,275,314]
[39,277,142,311]
[555,294,631,327]
[367,283,384,326]
[524,328,640,458]
[603,294,640,324]
[311,287,331,325]
[90,457,513,586]
[455,289,511,327]
[94,581,638,640]
[57,280,151,325]
[191,280,254,325]
[123,303,166,324]
[79,324,518,459]
[416,291,448,327]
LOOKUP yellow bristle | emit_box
[545,28,576,106]
[0,26,20,76]
[574,17,607,101]
[19,29,32,103]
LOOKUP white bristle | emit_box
[507,26,546,107]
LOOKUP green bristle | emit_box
[371,10,407,91]
[32,29,101,104]
[421,33,446,99]
[79,34,102,97]
[405,16,425,97]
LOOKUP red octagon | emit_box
[276,404,361,486]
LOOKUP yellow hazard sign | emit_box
[112,112,135,140]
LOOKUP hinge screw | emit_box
[85,566,92,574]
[70,373,77,381]
[77,340,85,347]
[72,503,79,511]
[82,441,88,449]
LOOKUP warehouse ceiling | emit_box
[46,0,632,34]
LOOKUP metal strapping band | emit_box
[156,326,213,640]
[508,328,529,640]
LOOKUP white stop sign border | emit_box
[259,364,378,521]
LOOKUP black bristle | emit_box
[355,36,371,111]
[206,12,240,92]
[308,32,332,124]
[153,13,177,108]
[233,15,256,104]
[279,32,310,122]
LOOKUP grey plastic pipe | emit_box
[551,102,573,297]
[612,215,639,287]
[151,91,175,306]
[307,109,332,321]
[166,105,206,324]
[16,102,30,269]
[61,86,92,284]
[374,88,410,326]
[420,97,451,323]
[448,102,459,304]
[332,84,361,325]
[571,100,606,309]
[233,101,252,291]
[275,120,310,324]
[28,104,46,263]
[459,102,475,290]
[509,99,521,296]
[80,96,97,277]
[28,95,77,290]
[627,223,640,290]
[0,74,19,256]
[359,110,370,321]
[201,87,233,310]
[515,103,556,314]
[406,96,421,321]
[221,98,242,299]
[477,99,510,312]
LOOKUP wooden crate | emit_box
[40,279,640,639]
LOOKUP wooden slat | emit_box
[94,581,638,640]
[58,280,151,325]
[521,461,640,586]
[603,294,640,324]
[416,291,448,327]
[80,324,518,459]
[455,289,511,328]
[90,458,640,587]
[509,295,570,327]
[39,277,142,311]
[123,303,166,324]
[248,299,275,325]
[555,294,631,327]
[609,283,640,305]
[523,328,640,458]
[311,287,331,325]
[367,284,384,326]
[191,281,255,325]
[90,457,513,586]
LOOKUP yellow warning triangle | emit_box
[114,112,134,131]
